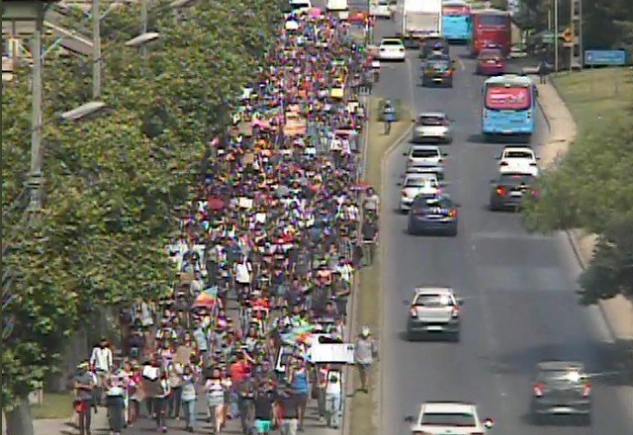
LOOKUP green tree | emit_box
[2,1,285,433]
[523,97,633,304]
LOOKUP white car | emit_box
[378,38,406,62]
[399,174,440,212]
[404,145,446,178]
[406,402,494,435]
[370,0,392,19]
[497,146,540,176]
[411,112,453,144]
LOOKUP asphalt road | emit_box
[371,14,633,435]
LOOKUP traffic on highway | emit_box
[367,2,632,435]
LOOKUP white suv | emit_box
[406,402,494,435]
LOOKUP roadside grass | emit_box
[349,98,412,435]
[552,67,633,135]
[30,392,74,419]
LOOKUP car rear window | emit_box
[414,294,454,307]
[504,151,533,159]
[479,49,501,59]
[382,39,403,46]
[405,178,435,188]
[499,174,534,184]
[420,116,447,126]
[421,412,476,426]
[539,370,587,386]
[411,149,439,158]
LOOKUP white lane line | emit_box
[458,57,466,71]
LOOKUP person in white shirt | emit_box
[325,370,343,429]
[90,338,113,406]
[154,370,171,433]
[235,256,253,291]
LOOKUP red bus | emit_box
[470,9,512,57]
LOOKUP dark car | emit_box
[489,173,537,211]
[407,194,458,236]
[419,36,450,59]
[531,361,592,425]
[421,58,455,87]
[476,48,506,76]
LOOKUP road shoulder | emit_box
[345,98,413,435]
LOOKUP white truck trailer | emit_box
[398,0,443,47]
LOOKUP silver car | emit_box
[406,286,463,341]
[411,113,453,144]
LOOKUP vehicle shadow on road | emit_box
[519,412,591,427]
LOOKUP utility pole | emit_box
[92,0,101,98]
[570,0,582,70]
[28,11,44,214]
[141,0,149,60]
[553,0,559,72]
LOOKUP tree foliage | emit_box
[523,84,633,304]
[2,0,284,421]
[516,0,633,51]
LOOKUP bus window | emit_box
[485,86,531,110]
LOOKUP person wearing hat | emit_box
[354,326,377,393]
[74,361,96,435]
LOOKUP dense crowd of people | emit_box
[72,9,380,435]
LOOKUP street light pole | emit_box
[92,0,101,98]
[141,0,149,60]
[28,10,44,214]
[553,0,559,72]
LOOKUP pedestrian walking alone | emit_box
[354,326,378,393]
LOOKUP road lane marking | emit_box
[458,57,466,71]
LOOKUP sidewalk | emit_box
[2,408,110,435]
[535,78,633,357]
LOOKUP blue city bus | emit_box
[442,0,472,42]
[482,75,537,141]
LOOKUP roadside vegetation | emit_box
[2,0,284,432]
[350,99,412,435]
[514,0,633,53]
[523,67,633,304]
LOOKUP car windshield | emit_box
[485,85,532,110]
[405,178,435,188]
[414,294,454,307]
[411,149,439,158]
[504,150,533,159]
[421,412,476,426]
[420,116,447,126]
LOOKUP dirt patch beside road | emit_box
[347,98,413,435]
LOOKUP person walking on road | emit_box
[354,326,378,393]
[361,217,379,266]
[181,364,198,433]
[74,361,96,435]
[277,386,300,435]
[89,338,113,406]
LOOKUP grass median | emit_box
[349,98,412,435]
[552,67,632,135]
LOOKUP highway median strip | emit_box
[346,97,413,435]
